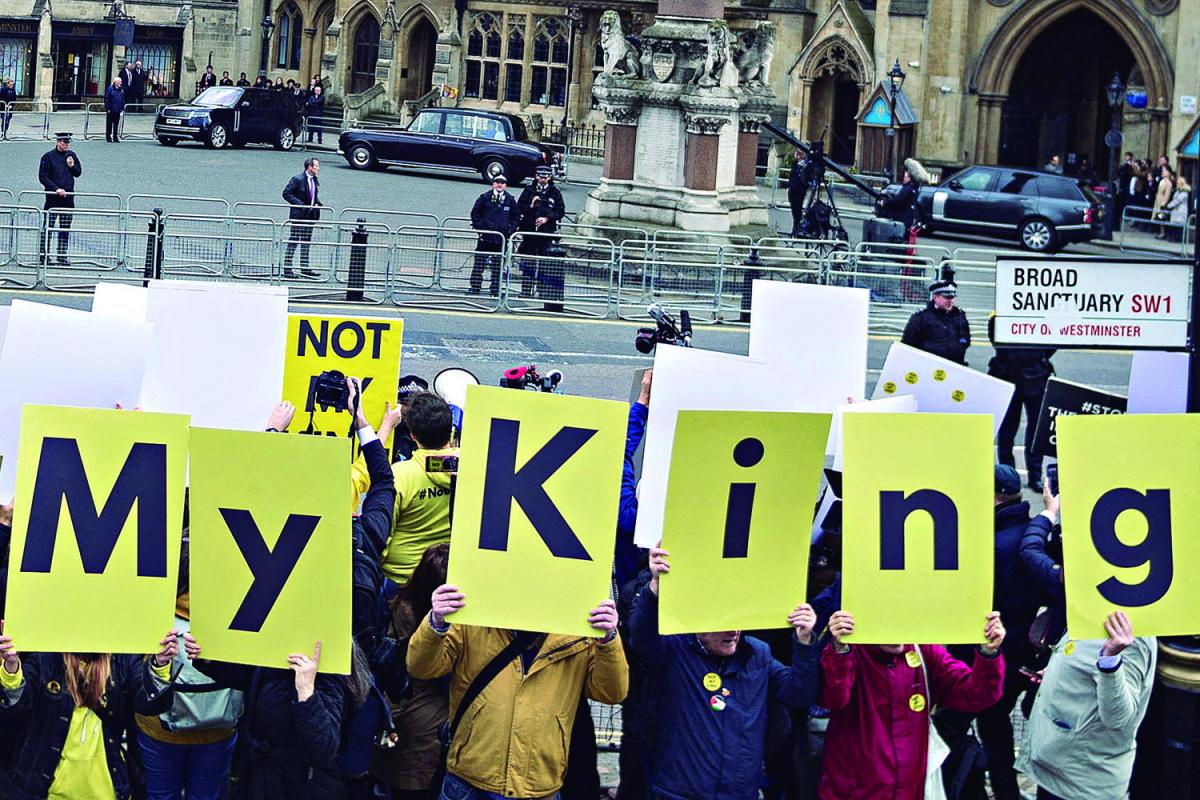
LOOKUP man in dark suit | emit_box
[119,61,135,102]
[38,132,82,265]
[282,157,322,278]
[198,65,217,92]
[469,174,519,296]
[129,59,147,105]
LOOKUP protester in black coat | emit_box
[469,175,520,296]
[0,642,179,800]
[901,280,972,365]
[987,315,1055,490]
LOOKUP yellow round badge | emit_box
[1064,641,1075,656]
[905,372,919,385]
[703,672,722,692]
[883,381,897,394]
[933,369,946,382]
[905,650,921,668]
[951,389,966,402]
[909,693,927,713]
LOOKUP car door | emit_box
[398,110,443,164]
[990,170,1040,228]
[240,90,270,141]
[931,168,996,231]
[437,112,479,169]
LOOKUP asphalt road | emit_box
[0,136,1135,403]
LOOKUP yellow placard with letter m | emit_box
[282,314,403,442]
[841,413,993,644]
[189,429,351,674]
[6,405,189,654]
[447,385,626,637]
[1057,414,1200,639]
[659,410,831,634]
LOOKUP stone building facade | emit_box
[1,0,1194,175]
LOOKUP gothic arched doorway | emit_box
[402,17,438,100]
[972,0,1172,165]
[349,15,380,94]
[801,40,865,165]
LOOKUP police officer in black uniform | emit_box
[901,279,971,365]
[988,315,1055,491]
[38,131,82,266]
[469,174,519,296]
[516,165,566,304]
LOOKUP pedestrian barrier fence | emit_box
[1119,204,1194,258]
[1,193,1186,334]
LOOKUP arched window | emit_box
[276,3,302,70]
[530,17,569,107]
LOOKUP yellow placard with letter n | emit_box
[841,413,994,644]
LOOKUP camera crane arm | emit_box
[763,122,885,202]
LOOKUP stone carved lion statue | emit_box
[599,10,641,78]
[736,21,776,87]
[695,19,733,88]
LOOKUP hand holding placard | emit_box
[648,544,669,595]
[1101,612,1135,658]
[430,584,466,628]
[981,612,1006,656]
[788,604,817,645]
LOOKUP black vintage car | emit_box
[906,165,1103,252]
[155,86,304,150]
[337,108,554,184]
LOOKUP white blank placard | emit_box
[0,300,154,499]
[871,343,1014,438]
[92,283,149,321]
[828,394,918,469]
[748,281,870,409]
[1127,350,1189,414]
[140,281,288,430]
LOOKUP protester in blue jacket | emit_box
[630,544,820,800]
[615,368,651,589]
[1020,483,1067,646]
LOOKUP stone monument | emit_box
[583,1,775,233]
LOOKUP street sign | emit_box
[993,257,1191,350]
[1030,377,1126,457]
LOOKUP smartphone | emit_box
[1046,463,1059,495]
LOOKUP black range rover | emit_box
[155,86,304,150]
[337,107,555,184]
[907,165,1104,252]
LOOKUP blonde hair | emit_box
[63,654,112,711]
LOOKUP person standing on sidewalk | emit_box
[469,175,519,297]
[305,85,326,144]
[38,131,82,266]
[0,78,15,138]
[104,76,126,143]
[282,157,322,278]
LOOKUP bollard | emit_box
[346,217,367,302]
[739,247,763,323]
[143,207,164,285]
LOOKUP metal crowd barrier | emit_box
[0,101,52,140]
[506,231,616,318]
[391,226,507,313]
[300,117,342,151]
[1120,204,1193,257]
[41,208,159,291]
[0,205,42,287]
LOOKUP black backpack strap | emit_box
[443,630,538,746]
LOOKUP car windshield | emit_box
[193,87,242,108]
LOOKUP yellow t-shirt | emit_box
[49,706,117,800]
[380,448,458,583]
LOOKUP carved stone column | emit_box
[684,113,729,191]
[603,105,641,180]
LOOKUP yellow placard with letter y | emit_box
[841,413,993,644]
[446,385,626,637]
[1057,414,1200,639]
[659,410,831,634]
[189,428,351,674]
[282,314,403,442]
[6,405,189,654]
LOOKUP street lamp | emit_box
[259,14,274,79]
[886,59,906,183]
[1101,71,1125,241]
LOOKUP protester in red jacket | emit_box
[818,610,1007,800]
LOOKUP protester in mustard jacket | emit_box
[407,582,628,799]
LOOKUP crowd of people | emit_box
[0,345,1160,800]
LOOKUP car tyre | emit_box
[275,126,296,151]
[1019,218,1058,252]
[205,123,228,150]
[480,158,509,183]
[156,136,177,147]
[348,144,376,170]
